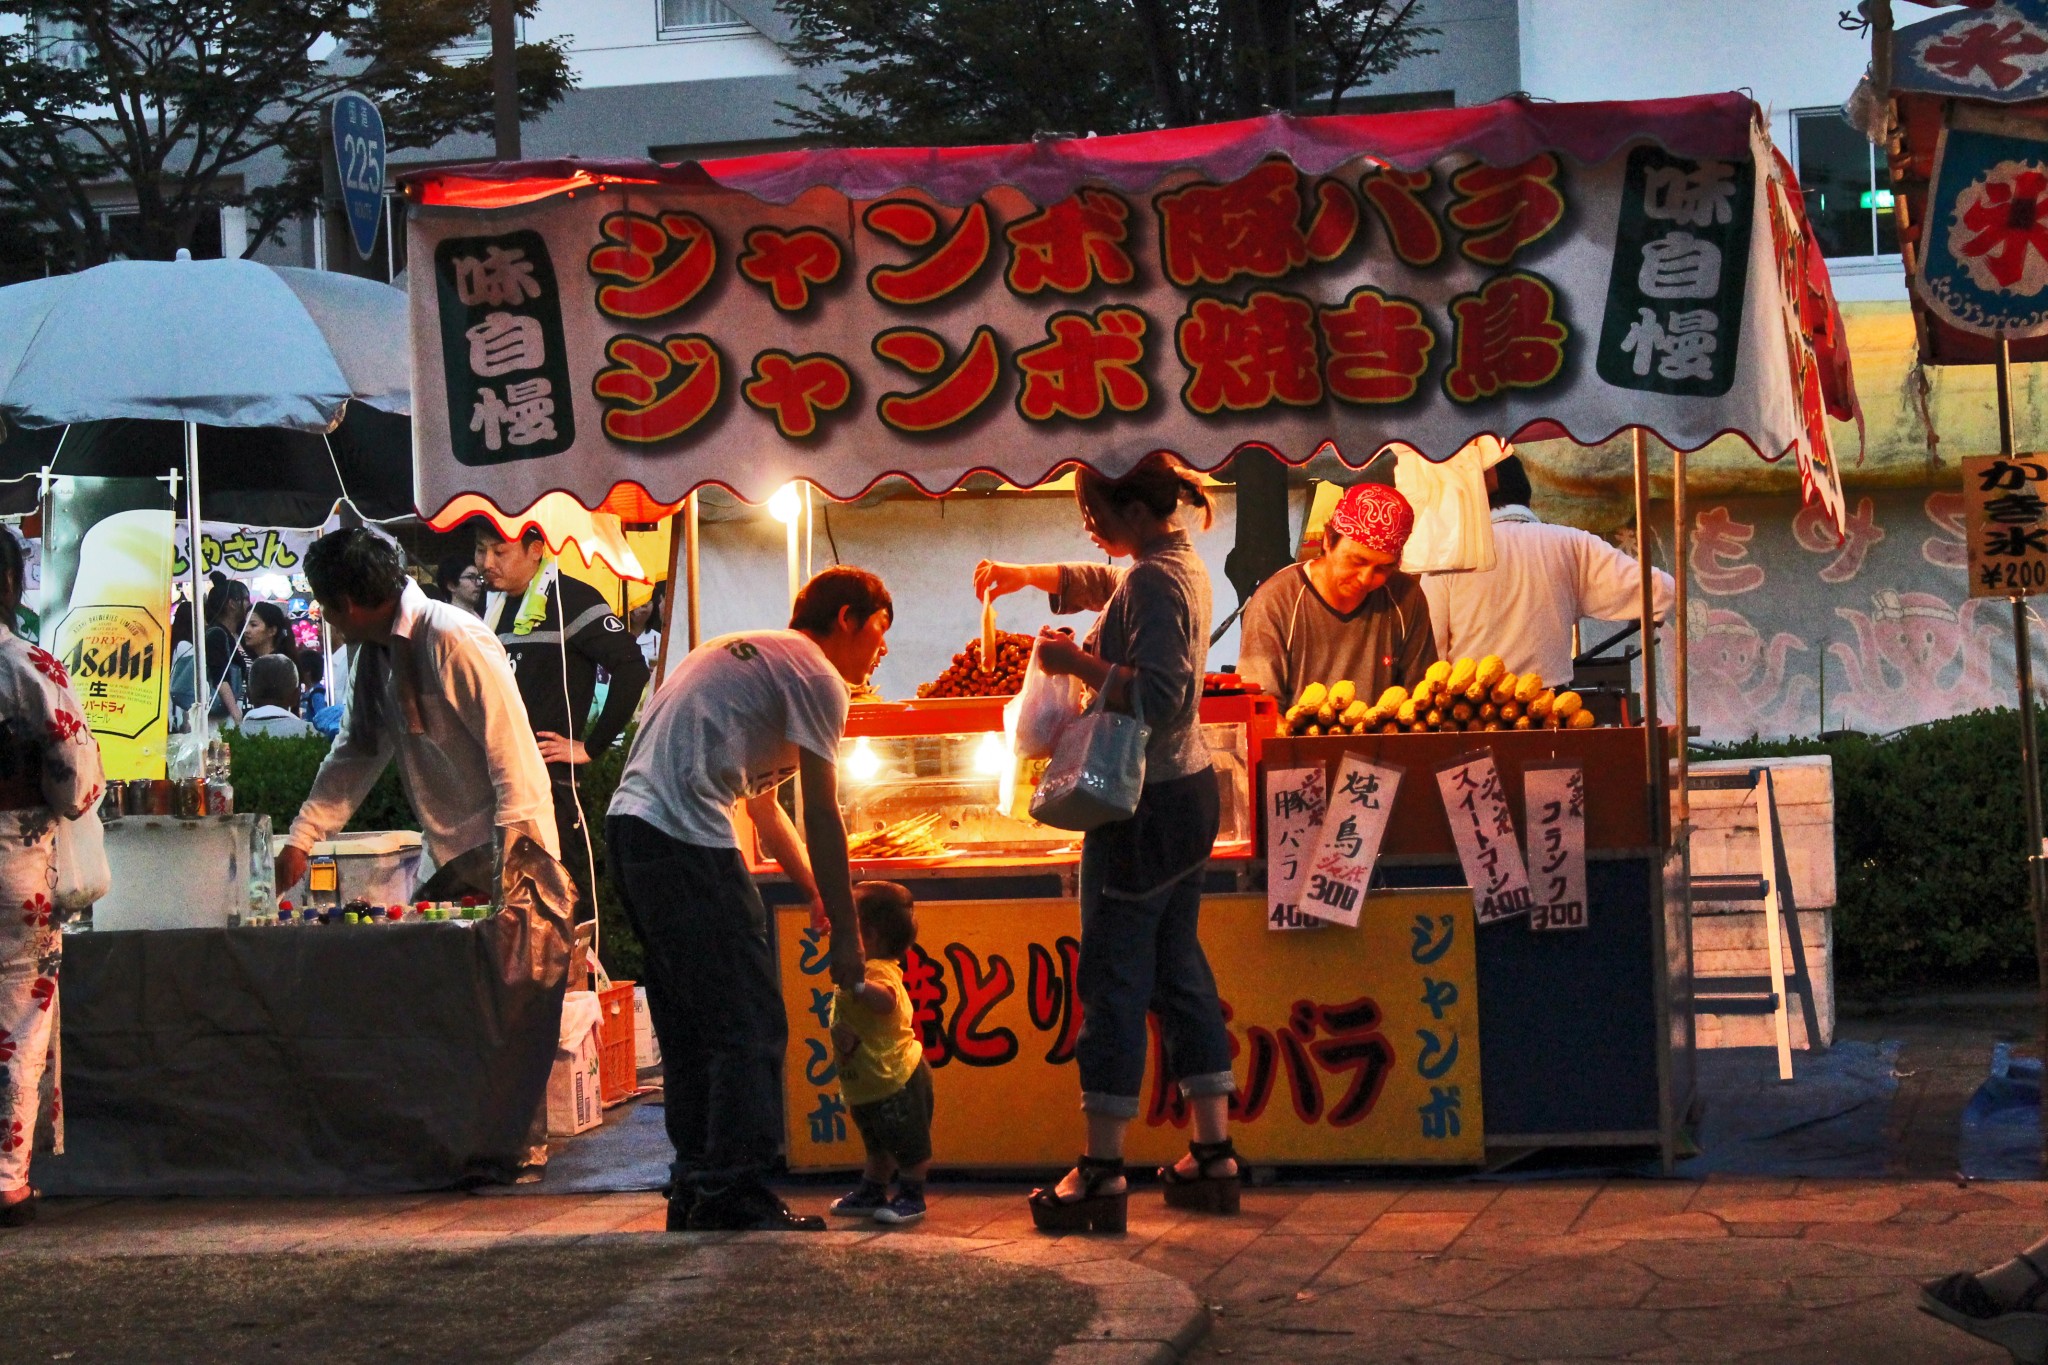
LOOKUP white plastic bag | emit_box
[1007,638,1084,760]
[52,806,111,912]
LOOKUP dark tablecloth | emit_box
[38,898,568,1197]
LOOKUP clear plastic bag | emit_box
[1006,637,1085,760]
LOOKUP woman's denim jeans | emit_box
[1073,836,1236,1117]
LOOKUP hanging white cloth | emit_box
[1392,435,1513,574]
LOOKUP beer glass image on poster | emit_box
[41,476,174,780]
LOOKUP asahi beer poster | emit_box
[41,476,174,781]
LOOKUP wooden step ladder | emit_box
[1687,766,1821,1082]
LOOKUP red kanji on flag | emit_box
[1446,155,1566,266]
[1442,272,1568,403]
[736,227,844,312]
[588,211,718,320]
[865,199,994,305]
[742,350,853,438]
[873,326,1004,432]
[1015,307,1149,422]
[1004,189,1136,295]
[1318,286,1436,405]
[1921,19,2048,90]
[592,334,723,443]
[1156,161,1310,287]
[1360,167,1444,267]
[1177,291,1322,414]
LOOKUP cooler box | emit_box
[96,814,275,931]
[273,829,423,908]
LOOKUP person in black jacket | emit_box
[476,523,651,917]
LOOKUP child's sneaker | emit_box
[873,1191,925,1226]
[829,1180,890,1217]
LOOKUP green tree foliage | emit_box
[0,1,573,278]
[779,0,1437,145]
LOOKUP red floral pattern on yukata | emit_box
[24,645,67,689]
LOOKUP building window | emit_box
[1792,108,1898,260]
[658,0,750,38]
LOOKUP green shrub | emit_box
[1701,709,2047,994]
[225,730,646,980]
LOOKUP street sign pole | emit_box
[1994,333,2048,1161]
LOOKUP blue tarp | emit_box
[1959,1042,2044,1182]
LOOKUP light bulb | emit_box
[768,482,802,525]
[847,736,881,782]
[974,731,1007,776]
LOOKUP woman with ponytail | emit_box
[975,450,1239,1232]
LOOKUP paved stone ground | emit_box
[6,1176,2040,1362]
[8,998,2038,1361]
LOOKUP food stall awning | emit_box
[402,93,1857,551]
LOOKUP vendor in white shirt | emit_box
[272,527,557,900]
[1420,456,1674,687]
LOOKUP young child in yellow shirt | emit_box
[826,881,933,1225]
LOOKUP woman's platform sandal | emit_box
[1160,1138,1241,1214]
[1921,1253,2048,1365]
[1029,1154,1128,1234]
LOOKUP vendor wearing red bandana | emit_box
[1235,482,1439,707]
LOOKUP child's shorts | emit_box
[849,1060,935,1167]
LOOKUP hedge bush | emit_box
[1702,709,2047,994]
[228,731,646,981]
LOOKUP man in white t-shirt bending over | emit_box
[607,566,891,1233]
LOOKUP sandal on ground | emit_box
[0,1190,37,1229]
[1160,1138,1241,1215]
[1920,1253,2048,1365]
[1028,1154,1127,1234]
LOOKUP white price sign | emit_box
[1524,764,1589,930]
[1265,764,1328,931]
[1435,752,1534,925]
[1296,755,1403,928]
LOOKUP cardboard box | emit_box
[547,992,604,1137]
[633,985,662,1069]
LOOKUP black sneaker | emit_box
[685,1186,826,1232]
[830,1180,890,1217]
[663,1191,696,1231]
[873,1192,925,1226]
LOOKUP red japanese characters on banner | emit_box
[408,98,1850,529]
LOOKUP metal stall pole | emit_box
[1632,428,1665,839]
[1674,444,1690,831]
[1996,335,2048,1154]
[685,489,701,651]
[652,494,690,690]
[184,422,209,757]
[1633,426,1677,1171]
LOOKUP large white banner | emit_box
[408,124,1819,515]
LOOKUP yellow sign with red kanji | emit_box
[777,891,1482,1171]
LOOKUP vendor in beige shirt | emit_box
[273,527,556,899]
[1237,482,1438,708]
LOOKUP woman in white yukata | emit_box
[0,531,102,1227]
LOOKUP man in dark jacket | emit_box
[476,523,651,917]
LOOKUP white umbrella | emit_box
[0,250,411,748]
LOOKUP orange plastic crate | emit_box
[597,980,637,1105]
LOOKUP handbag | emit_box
[1029,682,1150,832]
[52,805,112,912]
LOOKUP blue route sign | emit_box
[331,92,387,262]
